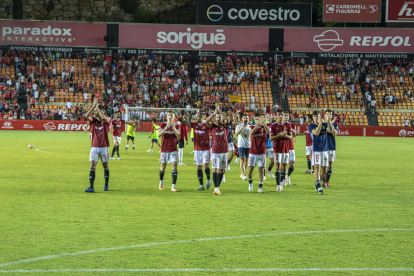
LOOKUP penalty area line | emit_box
[0,268,413,273]
[0,228,413,268]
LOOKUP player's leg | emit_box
[86,160,98,192]
[148,140,154,152]
[324,151,335,187]
[211,153,221,194]
[319,151,329,188]
[266,149,275,178]
[195,151,204,190]
[116,138,121,159]
[132,137,136,150]
[203,150,211,189]
[102,161,109,191]
[287,150,295,185]
[313,152,324,194]
[178,140,185,166]
[281,155,288,187]
[126,136,130,150]
[303,147,312,174]
[159,153,168,190]
[156,141,161,149]
[170,151,179,191]
[227,144,234,170]
[220,153,228,183]
[258,155,265,193]
[110,138,117,159]
[247,154,255,191]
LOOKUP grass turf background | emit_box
[0,131,413,275]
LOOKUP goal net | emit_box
[123,106,200,123]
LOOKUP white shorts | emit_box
[289,150,295,162]
[194,150,210,165]
[266,148,274,159]
[89,147,109,163]
[313,151,329,167]
[160,151,178,164]
[328,150,336,162]
[248,153,266,167]
[274,152,289,164]
[228,143,234,151]
[306,146,312,156]
[112,136,121,144]
[211,152,228,170]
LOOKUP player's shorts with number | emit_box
[248,153,266,167]
[289,150,295,162]
[90,147,109,163]
[228,143,234,151]
[211,152,228,170]
[160,151,178,164]
[328,150,336,162]
[266,148,274,159]
[194,150,210,165]
[313,151,329,167]
[306,146,312,156]
[274,152,289,164]
[112,136,121,144]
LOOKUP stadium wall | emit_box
[1,20,414,63]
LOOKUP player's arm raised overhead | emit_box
[175,112,191,128]
[96,105,109,123]
[216,105,229,123]
[85,99,98,122]
[205,111,216,128]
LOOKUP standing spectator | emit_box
[342,113,347,125]
[66,101,72,114]
[405,117,410,127]
[370,99,376,114]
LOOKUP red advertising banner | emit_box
[119,24,269,51]
[0,21,106,47]
[386,0,414,22]
[284,28,414,53]
[323,0,381,22]
[0,120,89,131]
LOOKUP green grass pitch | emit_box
[0,131,413,275]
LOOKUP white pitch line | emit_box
[0,228,412,268]
[0,268,413,273]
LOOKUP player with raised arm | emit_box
[206,105,229,195]
[323,109,338,188]
[125,118,141,150]
[265,116,276,179]
[235,113,251,181]
[110,111,134,160]
[85,99,110,193]
[248,114,270,193]
[147,118,161,152]
[284,112,296,185]
[180,112,215,190]
[269,108,292,192]
[158,111,181,192]
[308,110,331,195]
[177,110,188,166]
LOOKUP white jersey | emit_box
[236,124,251,148]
